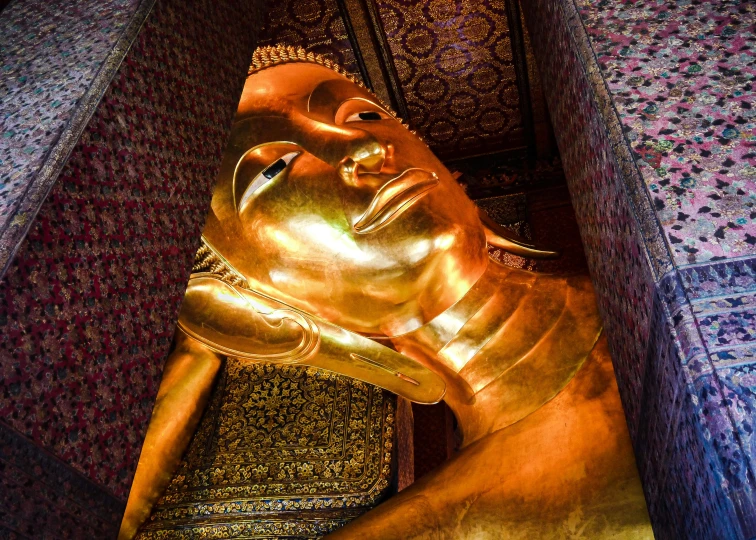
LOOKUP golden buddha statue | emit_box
[119,46,653,539]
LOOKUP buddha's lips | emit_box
[353,168,439,234]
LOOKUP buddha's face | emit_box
[204,62,488,336]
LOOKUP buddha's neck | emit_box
[392,261,537,375]
[391,260,603,445]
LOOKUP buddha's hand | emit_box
[178,273,445,404]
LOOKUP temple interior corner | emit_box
[1,0,755,538]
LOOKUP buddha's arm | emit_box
[118,330,223,540]
[325,339,653,539]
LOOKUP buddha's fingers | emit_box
[302,318,446,404]
[118,330,222,540]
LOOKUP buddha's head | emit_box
[203,46,489,336]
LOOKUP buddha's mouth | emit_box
[353,168,438,234]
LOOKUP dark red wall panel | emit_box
[0,0,262,534]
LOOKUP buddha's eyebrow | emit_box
[307,78,379,119]
[232,115,303,151]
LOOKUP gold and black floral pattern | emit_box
[137,361,395,539]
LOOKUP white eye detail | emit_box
[344,111,387,122]
[238,151,300,212]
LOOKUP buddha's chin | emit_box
[351,259,487,336]
[236,221,486,334]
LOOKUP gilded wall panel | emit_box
[137,361,395,539]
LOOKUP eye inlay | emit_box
[237,151,300,213]
[344,110,388,123]
[358,111,382,121]
[262,158,287,179]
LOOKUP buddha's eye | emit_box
[238,151,299,212]
[335,97,393,124]
[344,110,390,122]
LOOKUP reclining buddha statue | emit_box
[119,45,653,539]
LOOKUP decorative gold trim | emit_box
[136,361,396,539]
[249,45,360,84]
[192,236,249,289]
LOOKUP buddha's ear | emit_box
[479,208,560,260]
[177,274,446,404]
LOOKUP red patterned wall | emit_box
[0,0,262,523]
[375,0,523,158]
[256,0,363,80]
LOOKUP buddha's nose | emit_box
[337,138,389,188]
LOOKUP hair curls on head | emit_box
[249,45,359,83]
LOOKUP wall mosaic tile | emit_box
[522,0,756,537]
[634,293,684,502]
[0,2,262,536]
[0,421,124,539]
[0,0,153,278]
[681,257,756,301]
[576,0,756,267]
[658,382,740,539]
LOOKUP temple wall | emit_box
[0,0,152,278]
[0,0,262,536]
[373,0,523,158]
[522,0,756,538]
[2,0,753,536]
